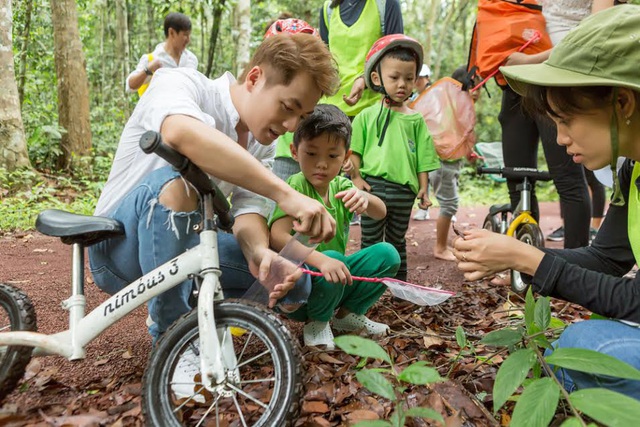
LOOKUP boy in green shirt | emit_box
[270,104,400,349]
[349,35,440,281]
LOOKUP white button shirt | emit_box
[96,68,275,219]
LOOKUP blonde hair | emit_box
[240,34,339,97]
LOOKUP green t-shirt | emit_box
[270,173,355,254]
[275,132,294,159]
[351,103,441,194]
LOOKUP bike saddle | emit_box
[489,204,511,216]
[36,209,124,246]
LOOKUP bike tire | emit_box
[511,224,545,293]
[0,283,37,401]
[142,300,302,426]
[483,214,501,232]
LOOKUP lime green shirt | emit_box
[351,103,440,194]
[270,173,354,254]
[322,0,382,116]
[275,132,294,159]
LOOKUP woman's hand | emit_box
[343,76,365,107]
[452,229,544,282]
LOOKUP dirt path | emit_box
[0,203,565,426]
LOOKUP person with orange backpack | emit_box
[126,12,198,97]
[468,0,592,249]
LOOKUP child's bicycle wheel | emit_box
[142,300,302,426]
[0,283,37,401]
[510,224,545,293]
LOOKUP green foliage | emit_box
[486,288,640,426]
[0,167,99,231]
[334,335,445,427]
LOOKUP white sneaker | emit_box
[303,321,335,349]
[332,313,390,336]
[171,344,206,403]
[413,209,430,221]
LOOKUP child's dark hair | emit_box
[164,12,192,37]
[384,47,419,70]
[293,104,352,150]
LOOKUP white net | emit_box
[382,279,454,306]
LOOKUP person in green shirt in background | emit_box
[349,35,440,281]
[270,104,400,349]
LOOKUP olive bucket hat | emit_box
[500,4,640,205]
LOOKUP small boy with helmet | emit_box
[349,35,440,281]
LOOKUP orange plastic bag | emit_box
[410,77,477,161]
[468,0,552,86]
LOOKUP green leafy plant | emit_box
[482,288,640,427]
[334,335,445,427]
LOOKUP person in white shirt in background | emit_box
[125,12,199,94]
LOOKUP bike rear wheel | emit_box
[142,300,302,426]
[511,224,545,293]
[0,283,37,401]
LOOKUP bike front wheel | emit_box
[0,283,37,401]
[142,300,302,426]
[483,213,501,232]
[511,224,545,293]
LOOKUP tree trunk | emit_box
[0,0,32,171]
[115,0,130,93]
[433,0,458,79]
[205,0,227,78]
[17,0,34,106]
[146,0,155,51]
[235,0,250,77]
[423,0,440,71]
[50,0,92,171]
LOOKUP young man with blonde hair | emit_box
[90,33,340,341]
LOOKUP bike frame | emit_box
[0,212,229,385]
[505,176,538,237]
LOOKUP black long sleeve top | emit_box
[524,159,640,323]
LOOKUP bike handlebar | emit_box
[477,166,552,182]
[139,131,234,232]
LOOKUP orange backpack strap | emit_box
[137,53,154,97]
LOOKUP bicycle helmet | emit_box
[364,34,424,94]
[264,18,319,39]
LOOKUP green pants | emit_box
[288,242,400,322]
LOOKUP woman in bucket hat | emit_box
[453,4,640,398]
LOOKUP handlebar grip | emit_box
[477,166,552,182]
[139,131,189,172]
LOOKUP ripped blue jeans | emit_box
[89,166,310,340]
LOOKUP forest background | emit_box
[2,0,637,229]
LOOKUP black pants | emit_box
[499,87,590,248]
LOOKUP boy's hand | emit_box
[351,176,371,192]
[417,189,432,209]
[335,188,369,214]
[318,256,352,285]
[279,191,336,244]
